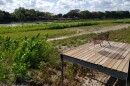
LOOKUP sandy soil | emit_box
[81,70,126,86]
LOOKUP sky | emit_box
[0,0,130,14]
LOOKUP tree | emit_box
[0,10,11,23]
[80,10,90,19]
[14,7,26,22]
[66,9,80,19]
[0,11,4,22]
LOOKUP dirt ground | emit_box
[82,70,126,86]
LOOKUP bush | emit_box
[0,34,59,84]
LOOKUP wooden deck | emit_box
[61,41,130,80]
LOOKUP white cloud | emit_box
[35,0,54,12]
[0,0,54,13]
[87,0,130,11]
[54,0,87,14]
[0,0,5,5]
[0,0,130,14]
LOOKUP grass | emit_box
[0,21,98,39]
[0,22,98,34]
[0,20,125,39]
[0,29,76,39]
[1,19,130,41]
[66,22,119,30]
[52,34,92,48]
[54,19,130,23]
[109,28,130,43]
[52,27,130,49]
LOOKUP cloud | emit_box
[0,0,130,14]
[54,0,87,14]
[0,0,5,5]
[87,0,130,11]
[0,0,54,13]
[35,0,54,12]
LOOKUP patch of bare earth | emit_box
[81,70,126,86]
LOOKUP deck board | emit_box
[106,43,128,68]
[98,42,123,65]
[87,42,116,63]
[62,41,130,80]
[117,51,130,72]
[113,45,130,70]
[72,45,99,59]
[95,42,123,65]
[102,43,125,67]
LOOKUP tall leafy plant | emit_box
[0,34,59,83]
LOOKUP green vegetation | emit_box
[53,27,130,49]
[0,29,75,39]
[1,7,130,23]
[0,22,98,34]
[0,35,59,85]
[52,34,92,48]
[109,28,130,43]
[1,19,130,85]
[66,22,118,30]
[0,21,98,39]
[1,19,130,39]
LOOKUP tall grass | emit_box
[0,22,98,34]
[0,29,76,39]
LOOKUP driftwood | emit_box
[92,32,111,47]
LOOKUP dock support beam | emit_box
[127,61,130,86]
[61,54,64,86]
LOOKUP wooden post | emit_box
[127,61,130,86]
[61,54,64,86]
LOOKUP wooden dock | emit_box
[61,41,130,80]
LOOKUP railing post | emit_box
[60,54,64,86]
[127,61,130,86]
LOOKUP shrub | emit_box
[0,34,59,84]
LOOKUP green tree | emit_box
[66,9,80,19]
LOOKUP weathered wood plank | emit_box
[80,42,110,61]
[95,42,124,65]
[70,44,100,59]
[69,41,109,59]
[88,42,116,63]
[102,43,126,67]
[123,60,129,73]
[113,44,130,70]
[107,44,129,69]
[82,46,105,61]
[63,43,92,55]
[117,50,130,72]
[98,42,123,65]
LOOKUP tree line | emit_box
[0,7,130,23]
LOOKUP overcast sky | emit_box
[0,0,130,14]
